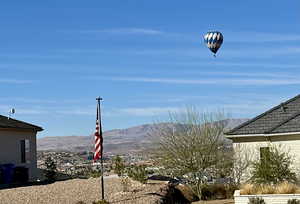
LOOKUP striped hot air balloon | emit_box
[204,31,223,57]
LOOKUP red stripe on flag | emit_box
[94,104,103,161]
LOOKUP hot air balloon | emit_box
[204,31,223,57]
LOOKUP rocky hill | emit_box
[37,119,248,154]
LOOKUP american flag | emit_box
[94,104,103,161]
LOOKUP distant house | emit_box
[226,94,300,182]
[0,115,43,182]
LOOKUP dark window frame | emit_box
[260,147,270,164]
[20,140,26,163]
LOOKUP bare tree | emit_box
[150,107,228,198]
[232,143,253,185]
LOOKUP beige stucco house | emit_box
[226,94,300,183]
[0,115,43,182]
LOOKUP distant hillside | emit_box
[37,118,248,154]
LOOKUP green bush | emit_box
[88,170,101,178]
[44,157,57,182]
[127,165,147,184]
[288,199,300,204]
[66,165,102,179]
[250,146,297,184]
[248,197,265,204]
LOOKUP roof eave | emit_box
[0,127,43,132]
[225,131,300,139]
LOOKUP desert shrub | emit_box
[288,199,300,204]
[127,165,147,184]
[199,184,213,200]
[250,145,297,184]
[225,184,239,199]
[92,200,109,204]
[120,176,131,192]
[88,170,102,178]
[209,184,227,199]
[248,197,265,204]
[44,157,57,182]
[193,184,237,200]
[112,155,125,176]
[67,165,102,179]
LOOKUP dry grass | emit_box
[256,184,276,195]
[276,182,299,194]
[240,184,256,195]
[240,182,300,195]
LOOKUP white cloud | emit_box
[0,53,65,59]
[17,109,48,115]
[169,61,300,69]
[181,71,295,78]
[0,105,48,115]
[225,31,300,43]
[0,97,87,105]
[56,109,94,116]
[0,79,33,84]
[120,107,182,116]
[80,28,164,35]
[0,97,58,104]
[25,105,182,117]
[105,107,183,117]
[109,76,300,86]
[60,45,300,59]
[77,29,300,43]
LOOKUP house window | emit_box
[20,140,30,163]
[260,147,270,163]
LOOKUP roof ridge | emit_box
[0,115,43,131]
[225,93,300,135]
[264,111,300,134]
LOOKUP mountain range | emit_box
[37,118,248,154]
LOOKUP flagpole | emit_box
[96,97,105,201]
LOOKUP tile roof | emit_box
[0,115,43,131]
[226,94,300,136]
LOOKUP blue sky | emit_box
[1,1,300,137]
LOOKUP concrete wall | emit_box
[234,190,300,204]
[0,129,38,181]
[231,134,300,183]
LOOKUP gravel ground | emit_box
[0,178,165,204]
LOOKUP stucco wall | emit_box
[231,134,300,183]
[0,130,38,181]
[234,190,300,204]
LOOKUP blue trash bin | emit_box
[1,164,15,184]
